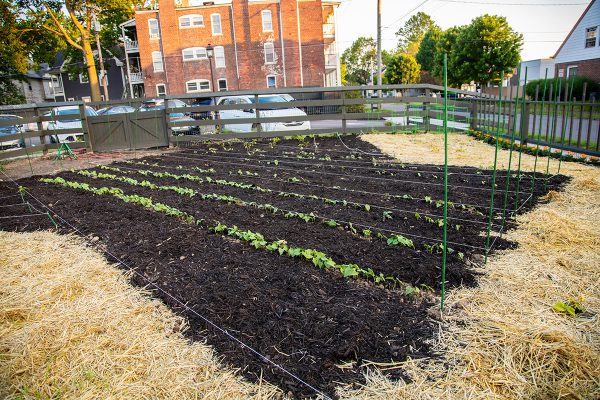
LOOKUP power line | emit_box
[437,0,588,4]
[383,0,431,30]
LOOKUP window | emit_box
[567,65,578,77]
[214,46,225,68]
[264,42,275,64]
[182,47,208,61]
[79,73,89,83]
[156,84,166,97]
[186,79,210,93]
[152,51,164,72]
[179,14,203,28]
[262,10,273,32]
[585,27,597,48]
[266,75,276,88]
[148,19,159,39]
[218,78,227,91]
[211,14,222,35]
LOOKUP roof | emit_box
[553,0,596,58]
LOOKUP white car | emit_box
[216,95,310,133]
[44,106,97,143]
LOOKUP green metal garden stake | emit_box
[440,53,449,312]
[513,68,528,213]
[501,67,521,228]
[545,78,561,190]
[46,212,59,229]
[531,69,549,196]
[484,71,504,264]
[557,77,575,175]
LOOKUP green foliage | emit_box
[395,12,439,56]
[384,54,420,85]
[525,77,599,101]
[340,36,376,85]
[450,15,523,86]
[416,27,442,71]
[344,90,365,114]
[432,26,465,87]
[386,234,415,249]
[552,297,585,316]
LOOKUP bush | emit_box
[344,90,365,114]
[525,77,599,101]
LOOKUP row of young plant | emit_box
[40,176,426,291]
[116,161,478,226]
[468,130,600,166]
[87,167,466,260]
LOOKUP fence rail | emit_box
[0,84,598,161]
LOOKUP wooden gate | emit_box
[88,110,168,152]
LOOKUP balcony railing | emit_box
[323,23,335,38]
[130,72,143,83]
[125,40,139,52]
[325,53,337,69]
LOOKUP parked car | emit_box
[216,95,310,133]
[44,106,97,143]
[97,105,137,115]
[190,97,217,120]
[138,99,198,135]
[0,115,24,149]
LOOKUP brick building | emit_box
[120,0,341,98]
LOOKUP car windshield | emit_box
[140,105,165,111]
[248,95,286,104]
[54,108,96,117]
[194,98,213,105]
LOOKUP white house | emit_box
[553,0,600,83]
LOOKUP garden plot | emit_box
[0,136,567,398]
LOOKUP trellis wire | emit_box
[95,162,498,227]
[484,70,504,265]
[115,156,515,212]
[0,169,332,400]
[162,152,523,194]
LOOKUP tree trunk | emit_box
[82,37,101,102]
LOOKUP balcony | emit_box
[323,23,335,40]
[325,53,337,69]
[130,72,143,83]
[125,39,139,52]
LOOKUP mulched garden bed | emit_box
[0,135,568,398]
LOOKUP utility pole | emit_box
[376,0,382,88]
[92,10,109,101]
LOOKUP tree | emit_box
[384,54,420,84]
[416,27,442,72]
[17,0,136,102]
[395,12,439,56]
[452,15,522,86]
[340,37,376,85]
[432,26,464,87]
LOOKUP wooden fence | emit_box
[0,83,598,161]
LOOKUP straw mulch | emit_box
[335,134,600,399]
[0,231,279,399]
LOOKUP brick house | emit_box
[120,0,341,98]
[553,0,600,84]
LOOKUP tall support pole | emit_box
[440,53,449,312]
[484,71,504,264]
[513,68,528,213]
[531,69,549,196]
[501,67,521,228]
[376,0,382,92]
[557,77,575,175]
[545,78,561,189]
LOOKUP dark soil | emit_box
[0,135,568,399]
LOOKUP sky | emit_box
[335,0,591,61]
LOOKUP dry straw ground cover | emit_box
[0,231,278,399]
[337,133,600,399]
[1,133,598,399]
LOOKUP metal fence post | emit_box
[521,102,530,144]
[33,105,47,156]
[470,100,478,131]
